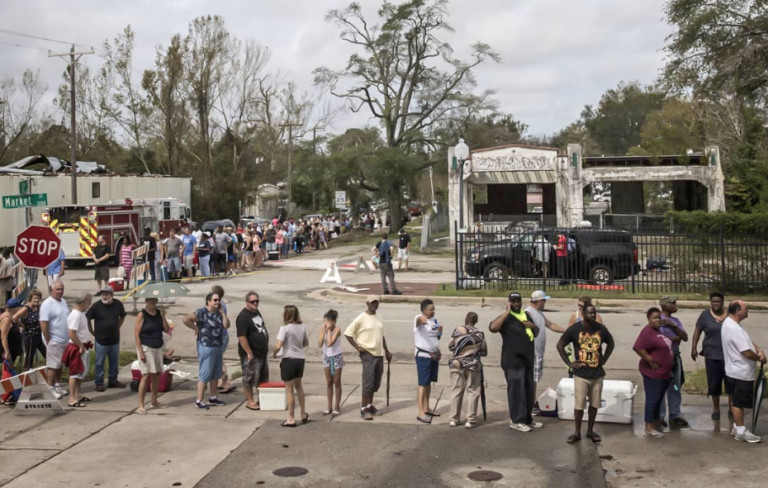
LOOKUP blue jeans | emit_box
[199,255,211,277]
[642,374,670,423]
[94,342,120,386]
[659,380,682,420]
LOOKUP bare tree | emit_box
[0,69,47,162]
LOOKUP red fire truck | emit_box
[41,197,190,265]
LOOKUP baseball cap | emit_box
[5,298,22,308]
[531,290,551,301]
[508,292,522,301]
[98,286,114,296]
[365,295,380,304]
[660,296,677,307]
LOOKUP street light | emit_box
[454,138,470,229]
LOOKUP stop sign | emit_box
[15,225,62,269]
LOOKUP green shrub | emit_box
[665,210,768,235]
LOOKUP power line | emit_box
[0,40,50,53]
[0,28,93,49]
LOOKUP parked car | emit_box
[465,227,638,284]
[202,219,236,233]
[407,202,423,217]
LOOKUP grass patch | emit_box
[62,350,138,382]
[686,366,768,397]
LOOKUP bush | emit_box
[665,210,768,235]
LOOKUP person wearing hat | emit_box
[1,298,24,365]
[490,292,540,432]
[658,296,690,428]
[344,295,393,420]
[134,296,170,414]
[92,235,112,291]
[524,290,565,415]
[557,302,615,444]
[62,293,94,407]
[397,228,411,271]
[86,287,127,391]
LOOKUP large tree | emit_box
[315,0,498,226]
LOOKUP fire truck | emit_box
[41,197,190,265]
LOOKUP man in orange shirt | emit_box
[555,234,568,283]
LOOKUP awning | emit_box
[468,170,557,185]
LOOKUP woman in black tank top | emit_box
[134,297,169,414]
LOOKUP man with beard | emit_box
[236,291,269,410]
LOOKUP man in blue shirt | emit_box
[181,226,197,279]
[375,233,401,295]
[45,248,66,291]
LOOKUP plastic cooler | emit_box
[258,381,286,410]
[108,277,125,292]
[556,378,637,424]
[537,387,558,417]
[129,361,173,393]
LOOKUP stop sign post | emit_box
[15,225,62,269]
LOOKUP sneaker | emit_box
[532,406,541,416]
[361,408,373,420]
[383,290,391,295]
[195,401,209,410]
[55,383,68,397]
[730,425,737,437]
[643,429,664,438]
[368,405,383,416]
[671,417,689,427]
[208,397,226,406]
[449,420,458,427]
[734,429,762,443]
[658,418,669,428]
[95,384,106,392]
[50,385,63,399]
[465,420,476,429]
[392,290,402,295]
[528,420,544,429]
[509,421,532,432]
[108,381,127,389]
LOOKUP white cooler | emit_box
[556,378,637,424]
[257,381,287,411]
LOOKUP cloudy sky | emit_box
[0,0,673,139]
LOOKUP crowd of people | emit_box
[1,272,765,445]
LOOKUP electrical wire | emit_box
[0,28,93,49]
[0,39,50,53]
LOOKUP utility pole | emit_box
[48,45,94,205]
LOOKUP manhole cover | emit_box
[273,467,309,477]
[467,470,503,482]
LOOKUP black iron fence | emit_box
[454,222,768,295]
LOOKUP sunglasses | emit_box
[248,300,259,304]
[211,299,221,302]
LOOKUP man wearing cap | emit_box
[181,226,197,280]
[658,296,690,428]
[557,303,614,444]
[40,280,70,398]
[525,290,565,415]
[397,228,411,271]
[86,287,127,391]
[345,295,393,420]
[490,292,540,432]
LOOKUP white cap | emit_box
[531,290,551,301]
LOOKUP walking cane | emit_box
[427,387,444,424]
[386,361,391,408]
[480,367,487,421]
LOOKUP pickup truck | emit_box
[464,228,639,284]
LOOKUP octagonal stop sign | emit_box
[15,225,62,269]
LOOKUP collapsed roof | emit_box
[0,155,108,175]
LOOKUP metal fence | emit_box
[454,222,768,295]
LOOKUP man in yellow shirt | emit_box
[345,295,393,420]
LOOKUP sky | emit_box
[0,0,674,140]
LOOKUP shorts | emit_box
[197,344,223,382]
[573,376,604,410]
[266,242,277,252]
[726,376,755,409]
[241,356,269,387]
[138,345,163,374]
[323,353,345,370]
[415,356,439,386]
[398,248,408,260]
[220,331,230,352]
[280,358,305,381]
[167,257,181,273]
[183,255,194,270]
[227,254,235,262]
[360,351,384,396]
[95,266,109,282]
[46,340,67,369]
[533,353,544,383]
[46,273,60,288]
[705,358,726,397]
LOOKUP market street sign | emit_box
[2,193,48,209]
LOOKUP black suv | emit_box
[464,228,638,284]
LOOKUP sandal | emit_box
[170,356,182,362]
[68,401,87,408]
[302,413,309,424]
[417,415,431,424]
[79,396,92,403]
[281,420,296,427]
[566,434,581,444]
[331,410,340,416]
[220,386,237,395]
[586,432,602,443]
[426,410,440,417]
[246,404,260,411]
[322,409,332,416]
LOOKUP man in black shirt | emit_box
[92,235,112,291]
[397,228,411,271]
[557,304,615,444]
[236,291,269,410]
[142,227,157,282]
[490,292,539,432]
[87,287,127,391]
